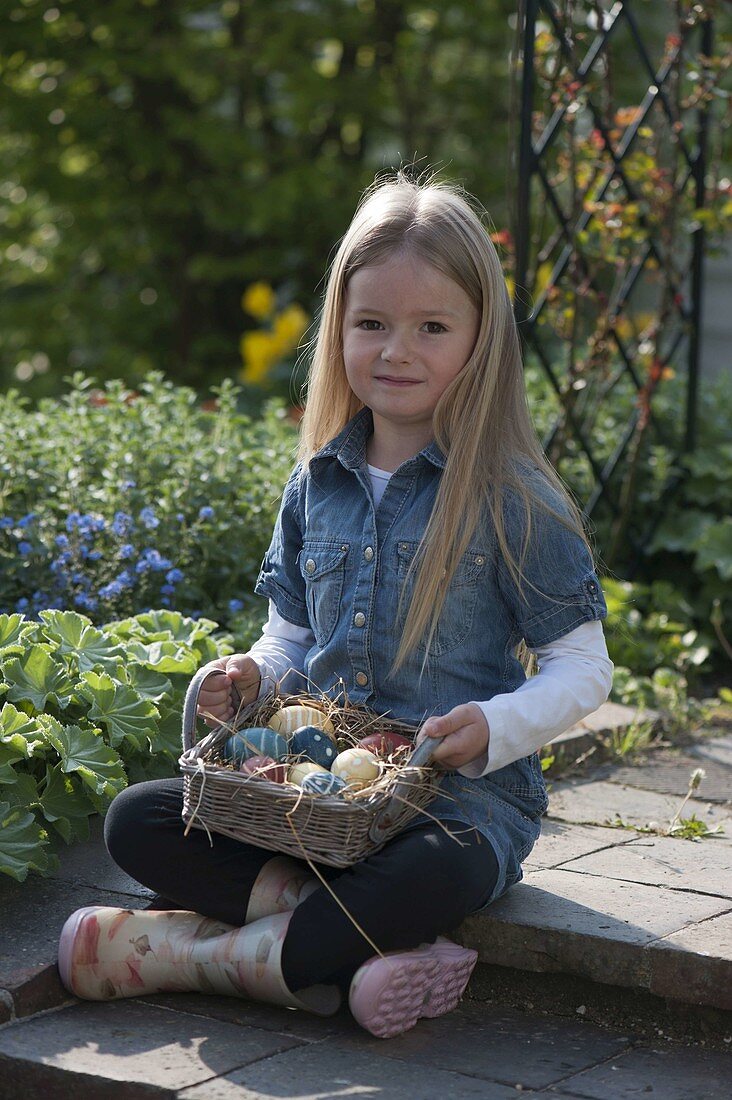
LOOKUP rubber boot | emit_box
[348,937,478,1038]
[58,906,340,1015]
[245,855,318,923]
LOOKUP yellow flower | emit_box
[241,282,275,321]
[273,304,309,351]
[239,330,279,384]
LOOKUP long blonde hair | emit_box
[298,172,591,668]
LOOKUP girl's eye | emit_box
[423,321,446,334]
[357,320,382,331]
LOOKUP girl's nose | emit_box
[381,333,413,364]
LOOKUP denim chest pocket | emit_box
[299,540,349,647]
[396,541,487,655]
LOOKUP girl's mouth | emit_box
[374,375,420,386]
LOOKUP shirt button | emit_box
[354,612,366,628]
[305,559,316,575]
[355,672,368,687]
[364,546,374,562]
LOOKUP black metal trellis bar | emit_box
[513,0,715,554]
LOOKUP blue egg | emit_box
[301,771,347,797]
[225,726,288,764]
[289,724,338,769]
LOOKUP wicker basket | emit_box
[179,666,444,868]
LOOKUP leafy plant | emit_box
[0,373,296,631]
[0,608,230,882]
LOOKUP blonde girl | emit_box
[59,173,612,1040]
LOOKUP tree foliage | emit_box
[0,0,517,396]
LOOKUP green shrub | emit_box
[0,608,231,882]
[0,373,297,631]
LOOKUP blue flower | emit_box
[85,549,103,561]
[115,569,135,588]
[55,534,69,549]
[18,541,33,556]
[228,598,244,614]
[161,583,176,596]
[73,593,98,611]
[66,511,82,532]
[17,513,37,529]
[165,568,184,584]
[15,598,29,612]
[160,596,172,607]
[121,479,137,491]
[139,506,159,530]
[138,548,171,571]
[198,506,214,521]
[176,513,185,523]
[0,517,13,530]
[119,543,135,560]
[99,580,124,600]
[112,511,133,536]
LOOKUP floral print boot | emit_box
[245,856,318,923]
[58,906,340,1015]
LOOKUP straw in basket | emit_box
[179,666,446,868]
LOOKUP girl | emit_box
[58,173,613,1039]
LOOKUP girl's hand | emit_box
[416,703,490,770]
[196,655,261,728]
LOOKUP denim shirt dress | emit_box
[255,409,607,905]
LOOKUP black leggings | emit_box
[104,778,498,993]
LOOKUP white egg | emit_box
[287,761,329,787]
[331,748,380,791]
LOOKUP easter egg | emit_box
[225,726,288,765]
[289,724,338,769]
[240,755,287,783]
[301,771,347,797]
[287,761,329,787]
[357,731,413,758]
[269,704,335,738]
[331,747,380,791]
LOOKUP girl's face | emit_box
[342,252,480,458]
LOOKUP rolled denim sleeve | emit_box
[254,464,311,629]
[497,473,607,649]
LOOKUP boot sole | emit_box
[58,905,102,998]
[348,939,478,1039]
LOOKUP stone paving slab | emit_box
[457,869,732,999]
[649,910,732,1010]
[592,753,732,803]
[557,833,732,899]
[547,779,731,833]
[547,1042,732,1099]
[0,1000,303,1099]
[523,820,640,871]
[690,735,732,768]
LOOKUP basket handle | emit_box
[181,666,243,751]
[367,734,445,845]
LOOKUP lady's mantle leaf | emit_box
[39,716,127,798]
[38,765,94,844]
[118,664,173,705]
[1,645,76,712]
[122,640,198,674]
[0,801,57,882]
[0,703,48,759]
[0,613,38,654]
[39,610,124,672]
[76,671,159,750]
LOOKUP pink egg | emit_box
[240,755,287,783]
[357,731,413,758]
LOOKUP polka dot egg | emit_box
[331,747,381,791]
[301,771,347,797]
[289,724,337,769]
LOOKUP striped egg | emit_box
[225,727,288,765]
[301,771,347,797]
[268,704,335,738]
[287,761,329,787]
